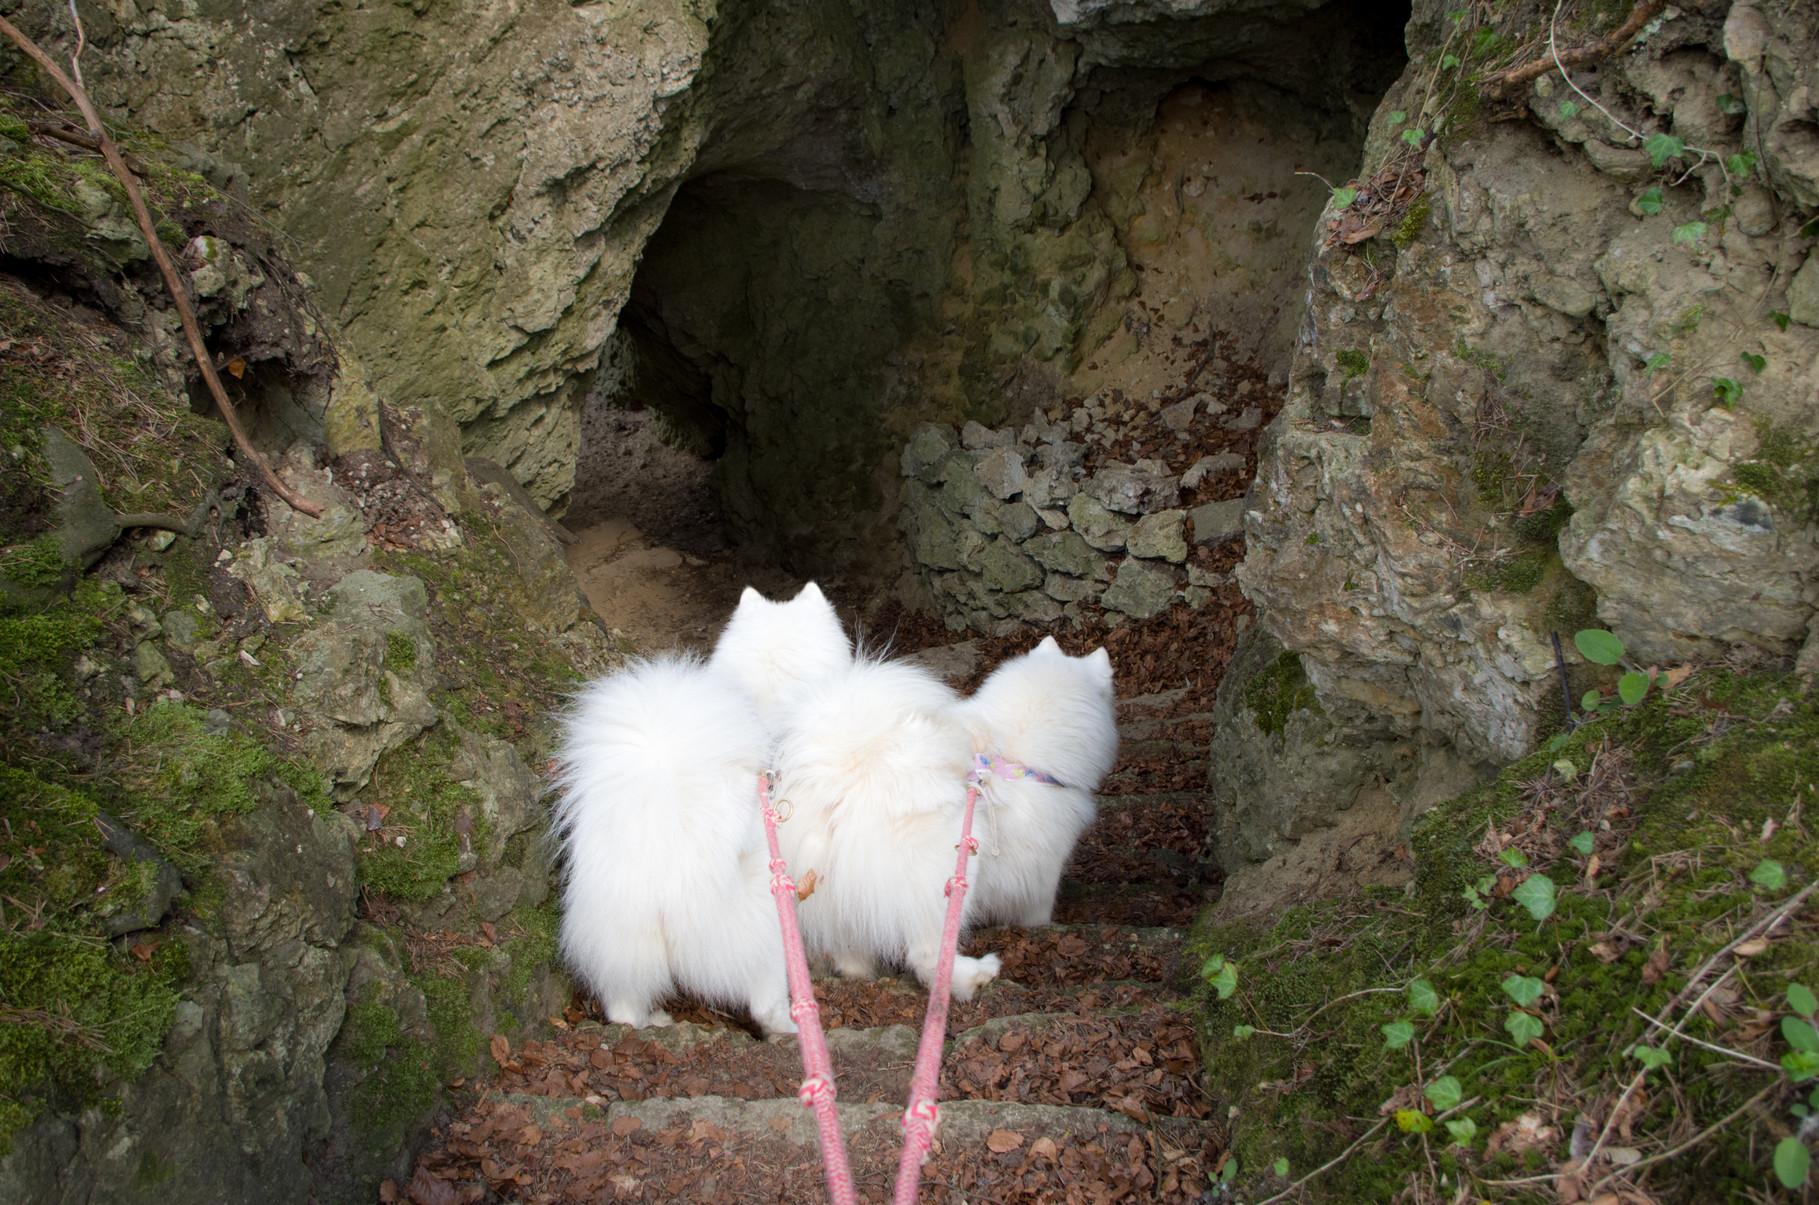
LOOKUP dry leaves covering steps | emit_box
[395,660,1226,1202]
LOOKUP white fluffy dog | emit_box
[550,654,797,1034]
[707,581,853,724]
[771,656,1003,1000]
[956,637,1118,926]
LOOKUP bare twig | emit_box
[0,14,323,517]
[1254,1117,1389,1205]
[1484,0,1666,98]
[1628,1006,1779,1070]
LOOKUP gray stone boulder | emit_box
[973,446,1029,500]
[901,422,957,478]
[1181,452,1246,490]
[961,420,1019,450]
[1100,558,1178,618]
[1127,510,1187,562]
[1067,492,1131,551]
[1085,459,1179,514]
[1024,531,1105,578]
[1189,498,1246,545]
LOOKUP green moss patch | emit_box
[353,728,488,900]
[1193,668,1819,1201]
[1243,650,1319,737]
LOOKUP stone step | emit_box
[416,1088,1210,1203]
[942,1002,1211,1122]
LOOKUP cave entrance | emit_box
[560,0,1409,650]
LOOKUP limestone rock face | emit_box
[292,570,440,795]
[1235,0,1819,764]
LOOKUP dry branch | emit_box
[1483,0,1666,99]
[0,14,323,517]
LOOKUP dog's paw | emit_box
[834,952,878,981]
[948,953,1002,1002]
[753,1001,800,1036]
[605,1001,673,1028]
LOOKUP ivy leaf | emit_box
[1441,54,1460,69]
[1386,111,1408,126]
[1790,984,1819,1018]
[1645,133,1685,168]
[1783,1049,1819,1082]
[1232,1024,1256,1040]
[1501,975,1545,1007]
[1424,1075,1463,1112]
[1505,1011,1545,1047]
[1741,351,1767,373]
[1408,978,1440,1017]
[1499,847,1529,869]
[1200,954,1225,978]
[1726,150,1758,176]
[1751,859,1788,891]
[1553,758,1578,780]
[1557,100,1579,119]
[1716,93,1747,116]
[1785,1017,1819,1055]
[1636,187,1664,215]
[1472,29,1501,55]
[1629,1045,1674,1072]
[1382,1020,1416,1049]
[1618,671,1650,706]
[1712,377,1742,409]
[1272,1157,1289,1178]
[1208,961,1239,1000]
[1512,873,1557,921]
[1644,351,1671,372]
[1402,128,1427,147]
[1774,312,1791,331]
[1574,629,1625,666]
[1395,1108,1434,1133]
[1444,1118,1477,1146]
[1546,733,1570,753]
[1332,186,1358,209]
[1776,1138,1812,1189]
[1568,831,1595,856]
[1672,220,1708,247]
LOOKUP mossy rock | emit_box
[1192,668,1819,1201]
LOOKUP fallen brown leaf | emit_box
[129,941,158,962]
[987,1129,1025,1153]
[1589,941,1621,963]
[1640,945,1670,985]
[1031,1136,1058,1160]
[1734,937,1770,957]
[489,1033,511,1069]
[796,868,820,901]
[612,1116,642,1137]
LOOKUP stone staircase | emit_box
[397,695,1224,1204]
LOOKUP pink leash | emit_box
[758,773,859,1205]
[893,777,982,1204]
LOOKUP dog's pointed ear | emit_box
[795,581,827,603]
[1089,647,1113,677]
[1037,635,1062,653]
[737,586,764,608]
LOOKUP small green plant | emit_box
[1742,351,1767,373]
[1557,100,1578,119]
[1713,377,1743,408]
[1201,953,1238,1000]
[1636,187,1664,215]
[1643,351,1671,372]
[1753,859,1789,891]
[1672,220,1708,247]
[1646,133,1685,168]
[1717,93,1747,116]
[1382,1020,1415,1049]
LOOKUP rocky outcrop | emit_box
[1237,0,1819,770]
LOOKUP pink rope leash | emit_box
[892,779,982,1205]
[758,773,858,1205]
